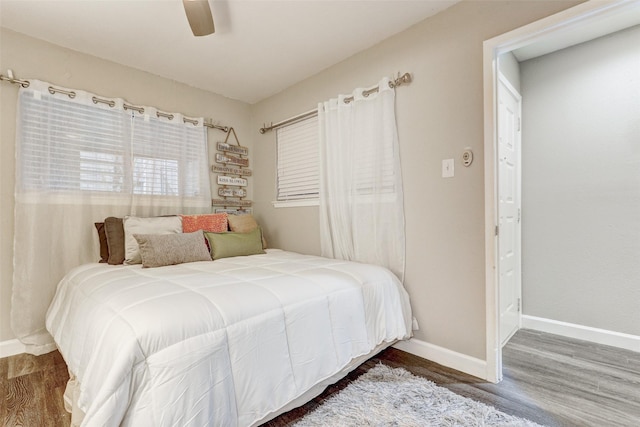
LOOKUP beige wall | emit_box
[1,1,584,361]
[0,28,251,342]
[251,1,580,359]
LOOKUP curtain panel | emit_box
[12,80,211,354]
[318,77,406,280]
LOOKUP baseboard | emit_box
[0,339,26,358]
[393,338,487,380]
[522,315,640,353]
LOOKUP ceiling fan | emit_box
[182,0,215,36]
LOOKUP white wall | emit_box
[0,29,252,342]
[251,0,581,360]
[521,25,640,336]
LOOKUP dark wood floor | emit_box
[0,350,70,426]
[2,329,639,426]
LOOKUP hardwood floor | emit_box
[2,329,639,426]
[0,350,70,427]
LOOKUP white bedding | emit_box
[46,249,412,427]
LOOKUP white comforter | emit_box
[46,249,412,427]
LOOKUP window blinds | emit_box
[19,93,128,193]
[276,116,319,201]
[18,88,208,199]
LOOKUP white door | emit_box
[497,73,522,347]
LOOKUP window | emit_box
[18,90,209,201]
[19,94,128,193]
[132,157,179,195]
[79,151,124,192]
[276,116,319,204]
[352,137,396,196]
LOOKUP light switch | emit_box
[442,159,454,178]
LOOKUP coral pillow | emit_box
[181,213,228,233]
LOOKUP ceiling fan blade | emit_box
[183,0,215,36]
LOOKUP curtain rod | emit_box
[0,70,229,132]
[259,72,412,134]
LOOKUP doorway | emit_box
[483,0,640,383]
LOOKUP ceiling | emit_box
[0,0,459,104]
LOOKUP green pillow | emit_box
[204,227,266,260]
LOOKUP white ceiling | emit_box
[0,0,459,104]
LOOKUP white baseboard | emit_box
[0,339,26,358]
[521,315,640,353]
[393,338,487,380]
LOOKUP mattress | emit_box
[46,249,412,426]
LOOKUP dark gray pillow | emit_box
[94,222,109,263]
[104,217,125,265]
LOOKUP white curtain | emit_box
[12,80,211,354]
[318,77,406,280]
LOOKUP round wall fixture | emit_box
[462,149,473,167]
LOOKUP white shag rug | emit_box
[294,364,543,427]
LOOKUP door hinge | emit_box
[518,117,521,132]
[518,208,521,223]
[495,225,499,236]
[517,298,521,312]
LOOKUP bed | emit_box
[46,249,412,427]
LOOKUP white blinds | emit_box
[19,92,128,193]
[352,134,396,195]
[130,116,208,198]
[18,85,209,201]
[276,116,319,201]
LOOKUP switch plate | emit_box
[442,159,454,178]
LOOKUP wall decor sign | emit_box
[212,165,252,177]
[218,187,247,197]
[215,208,252,215]
[213,127,252,212]
[217,142,249,156]
[211,199,252,207]
[216,152,249,167]
[217,175,247,187]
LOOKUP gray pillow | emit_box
[134,230,212,268]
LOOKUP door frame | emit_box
[482,0,637,383]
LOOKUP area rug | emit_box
[294,364,543,426]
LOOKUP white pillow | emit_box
[123,216,182,264]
